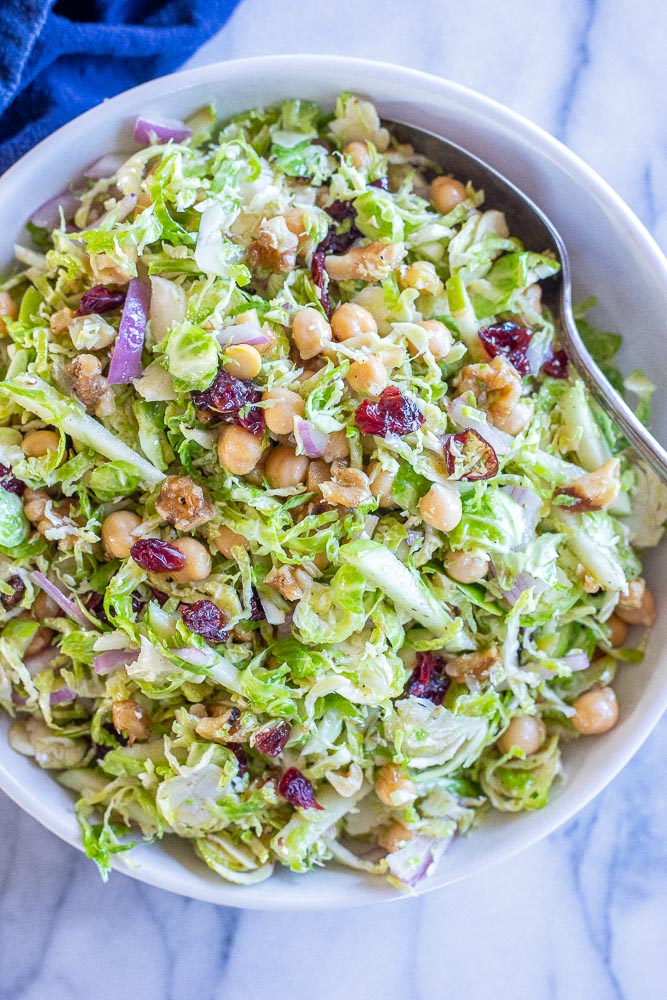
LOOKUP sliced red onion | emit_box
[276,610,295,639]
[501,485,542,542]
[89,191,138,230]
[50,687,76,705]
[386,835,451,887]
[447,397,513,457]
[107,278,149,384]
[29,190,80,230]
[216,323,272,348]
[171,646,215,667]
[293,416,328,458]
[24,647,59,676]
[501,571,540,606]
[31,572,94,628]
[93,649,139,675]
[83,154,127,179]
[562,650,590,672]
[134,116,192,145]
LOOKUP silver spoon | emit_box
[386,119,667,483]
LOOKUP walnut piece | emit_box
[246,216,298,274]
[155,475,214,531]
[325,240,406,283]
[455,355,522,426]
[555,458,621,513]
[66,353,107,411]
[445,646,500,684]
[49,306,74,334]
[320,464,372,509]
[111,700,152,746]
[265,564,312,602]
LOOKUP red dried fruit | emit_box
[191,369,265,437]
[443,429,499,481]
[228,742,248,776]
[478,321,533,375]
[311,221,361,317]
[130,538,186,574]
[355,386,425,437]
[252,719,291,757]
[179,600,229,643]
[1,574,25,611]
[87,590,143,623]
[75,286,126,316]
[406,652,451,705]
[150,587,169,607]
[278,767,323,810]
[249,586,265,621]
[325,200,357,223]
[0,463,25,497]
[369,176,389,190]
[543,349,569,379]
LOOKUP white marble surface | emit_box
[2,1,667,997]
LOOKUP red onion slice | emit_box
[501,485,542,542]
[24,647,59,676]
[501,570,540,606]
[134,116,192,145]
[293,416,329,458]
[562,650,590,672]
[386,835,451,887]
[88,192,138,230]
[447,397,513,456]
[31,572,94,628]
[171,646,215,667]
[107,278,149,384]
[50,687,77,705]
[29,190,80,231]
[83,154,127,179]
[216,323,272,348]
[93,649,139,675]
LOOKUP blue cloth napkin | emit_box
[0,0,241,174]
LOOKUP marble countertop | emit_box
[1,1,666,997]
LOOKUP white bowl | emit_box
[1,55,665,910]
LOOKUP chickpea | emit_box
[25,626,54,657]
[419,483,462,532]
[497,715,546,756]
[265,445,309,489]
[22,429,59,458]
[323,429,349,463]
[262,388,305,435]
[292,307,333,359]
[217,425,264,476]
[399,261,443,296]
[169,537,212,583]
[374,763,417,808]
[307,460,329,493]
[571,687,619,735]
[224,344,262,380]
[378,823,413,853]
[0,291,18,335]
[444,549,489,584]
[281,207,305,237]
[343,141,373,169]
[331,302,377,342]
[32,589,60,619]
[368,462,396,508]
[430,176,467,214]
[101,511,142,560]
[606,613,628,647]
[346,356,388,396]
[214,525,249,559]
[616,578,655,626]
[416,320,453,361]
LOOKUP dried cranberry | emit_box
[370,176,389,190]
[75,286,126,316]
[252,720,290,757]
[543,349,569,379]
[94,719,128,757]
[249,586,265,621]
[1,575,25,611]
[478,321,533,375]
[228,742,248,776]
[310,221,362,317]
[179,600,229,643]
[325,200,356,223]
[0,463,25,497]
[406,652,451,705]
[278,767,323,810]
[443,428,499,481]
[130,538,186,574]
[355,386,425,438]
[191,369,265,437]
[150,587,169,607]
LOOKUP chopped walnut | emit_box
[194,707,244,744]
[445,646,500,684]
[246,216,298,274]
[66,354,107,411]
[155,475,214,531]
[455,355,522,426]
[111,700,152,746]
[320,464,372,509]
[49,307,74,334]
[265,564,313,602]
[616,578,655,626]
[325,240,406,283]
[555,458,621,513]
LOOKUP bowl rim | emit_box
[1,53,666,910]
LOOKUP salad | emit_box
[0,93,664,890]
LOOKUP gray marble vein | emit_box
[1,1,666,997]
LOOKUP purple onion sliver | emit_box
[502,570,539,606]
[31,571,94,628]
[24,647,59,676]
[447,397,513,456]
[107,278,149,385]
[29,190,80,231]
[216,325,272,348]
[562,650,590,672]
[501,485,542,542]
[83,154,127,179]
[293,416,328,458]
[50,687,77,706]
[134,116,192,145]
[171,647,213,667]
[93,649,139,675]
[386,835,450,887]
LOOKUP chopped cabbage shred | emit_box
[0,93,662,890]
